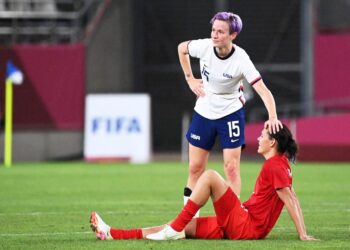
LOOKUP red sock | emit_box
[170,199,200,232]
[110,228,143,239]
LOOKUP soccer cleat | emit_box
[146,224,185,240]
[90,212,112,240]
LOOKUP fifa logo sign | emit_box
[91,117,141,134]
[84,94,150,163]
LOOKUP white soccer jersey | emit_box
[188,38,261,119]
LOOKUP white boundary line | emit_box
[0,231,91,237]
[0,208,348,217]
[0,227,349,237]
[0,210,177,216]
[273,227,350,231]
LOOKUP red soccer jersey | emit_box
[242,154,292,238]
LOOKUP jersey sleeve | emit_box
[269,164,292,190]
[188,39,210,59]
[240,52,261,85]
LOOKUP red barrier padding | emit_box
[245,113,350,161]
[315,34,350,111]
[0,43,85,129]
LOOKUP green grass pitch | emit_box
[0,160,349,250]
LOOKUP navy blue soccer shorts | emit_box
[186,108,245,151]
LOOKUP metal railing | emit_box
[0,0,105,44]
[248,97,350,122]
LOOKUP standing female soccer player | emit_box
[178,12,282,202]
[90,124,318,241]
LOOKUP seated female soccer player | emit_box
[90,124,318,241]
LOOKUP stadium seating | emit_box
[0,0,98,44]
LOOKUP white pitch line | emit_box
[0,210,177,217]
[0,231,91,237]
[0,208,348,217]
[0,227,349,238]
[273,227,349,231]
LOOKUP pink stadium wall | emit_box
[314,34,350,110]
[243,34,350,161]
[0,43,85,129]
[245,113,350,161]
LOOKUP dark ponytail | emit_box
[268,124,298,163]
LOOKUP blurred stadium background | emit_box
[0,0,349,163]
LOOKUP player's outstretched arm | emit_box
[252,80,283,134]
[276,187,319,241]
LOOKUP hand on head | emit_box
[264,117,283,134]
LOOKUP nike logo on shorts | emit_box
[231,139,239,143]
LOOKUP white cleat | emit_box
[146,225,185,240]
[90,212,112,240]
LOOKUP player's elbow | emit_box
[178,41,189,55]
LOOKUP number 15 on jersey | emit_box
[227,121,240,138]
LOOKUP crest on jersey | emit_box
[201,64,210,81]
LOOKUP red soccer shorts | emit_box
[195,188,256,240]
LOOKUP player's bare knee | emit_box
[203,169,221,181]
[224,159,239,170]
[204,169,216,177]
[188,161,205,178]
[224,160,240,178]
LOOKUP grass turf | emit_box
[0,161,349,249]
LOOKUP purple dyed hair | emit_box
[210,12,243,34]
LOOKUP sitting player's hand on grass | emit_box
[299,234,319,241]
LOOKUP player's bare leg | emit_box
[190,169,229,205]
[147,170,229,240]
[187,144,209,190]
[184,144,209,217]
[223,147,242,197]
